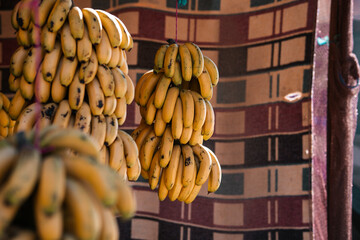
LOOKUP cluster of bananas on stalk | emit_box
[5,0,140,180]
[132,40,222,203]
[0,126,136,240]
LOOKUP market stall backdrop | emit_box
[0,0,316,239]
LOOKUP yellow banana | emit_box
[23,46,44,83]
[10,46,28,77]
[28,22,41,47]
[114,97,127,124]
[98,203,119,240]
[141,168,149,180]
[68,71,85,110]
[60,21,77,60]
[134,70,153,104]
[96,29,112,65]
[180,125,193,144]
[86,77,105,116]
[159,126,174,168]
[90,114,107,150]
[51,61,67,103]
[139,129,161,171]
[164,144,181,190]
[158,171,168,201]
[99,145,109,165]
[168,153,184,201]
[145,92,157,125]
[109,136,125,171]
[11,1,21,30]
[114,17,131,50]
[32,0,56,27]
[0,93,10,112]
[68,6,84,40]
[96,10,122,48]
[127,157,141,181]
[0,109,10,128]
[180,89,194,128]
[181,144,196,187]
[202,99,215,138]
[131,119,147,140]
[154,108,166,137]
[192,144,212,185]
[74,102,91,134]
[163,43,178,78]
[117,48,126,67]
[135,124,152,150]
[149,150,161,190]
[82,8,103,45]
[112,67,128,98]
[35,206,63,240]
[52,100,72,128]
[118,129,139,168]
[17,0,32,30]
[154,74,171,109]
[124,73,135,104]
[97,65,115,97]
[117,153,128,181]
[16,27,31,48]
[197,67,213,100]
[179,44,192,81]
[190,91,206,131]
[41,24,57,52]
[171,61,183,86]
[203,146,222,193]
[37,103,58,129]
[185,183,202,204]
[8,89,27,121]
[109,47,121,68]
[79,49,98,84]
[115,183,136,220]
[178,161,197,202]
[47,0,72,32]
[171,97,183,139]
[59,55,78,86]
[184,42,204,77]
[104,114,118,146]
[204,56,219,86]
[139,71,163,106]
[8,74,20,92]
[77,26,92,62]
[154,44,169,72]
[103,94,117,116]
[162,87,180,123]
[42,40,62,82]
[189,127,203,146]
[20,75,34,100]
[34,64,51,103]
[0,127,8,138]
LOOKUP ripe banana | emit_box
[118,129,139,168]
[204,56,219,86]
[134,70,153,104]
[158,126,174,168]
[154,74,171,109]
[86,77,105,116]
[11,2,21,30]
[68,71,85,110]
[189,127,203,146]
[17,0,32,30]
[35,64,51,103]
[180,125,193,144]
[0,109,10,127]
[172,61,183,86]
[158,171,168,201]
[115,183,136,220]
[127,157,141,181]
[79,49,98,84]
[154,44,169,72]
[47,0,72,32]
[77,26,92,62]
[109,136,124,171]
[42,40,62,82]
[59,55,78,86]
[68,6,84,40]
[184,42,204,77]
[177,164,196,202]
[184,183,202,204]
[190,91,206,131]
[97,65,115,97]
[52,100,72,128]
[171,97,183,139]
[82,8,103,45]
[104,114,118,146]
[96,29,112,65]
[98,203,119,240]
[32,0,56,27]
[162,87,180,123]
[61,21,77,59]
[41,24,57,52]
[108,47,121,68]
[131,119,147,140]
[90,114,107,150]
[154,109,166,137]
[114,17,132,50]
[99,145,109,165]
[16,28,31,48]
[51,61,67,103]
[37,103,58,129]
[135,124,152,150]
[112,67,128,98]
[8,89,27,120]
[73,102,91,134]
[145,92,157,125]
[8,74,20,92]
[114,97,127,123]
[139,71,163,106]
[23,46,44,83]
[181,144,196,187]
[164,43,178,78]
[124,73,135,104]
[103,94,117,116]
[204,146,222,193]
[0,93,10,112]
[192,144,212,185]
[168,154,184,201]
[148,150,161,190]
[10,46,28,78]
[197,67,213,100]
[164,144,181,190]
[28,22,41,47]
[20,75,34,100]
[139,129,161,171]
[96,10,122,48]
[141,168,149,180]
[34,206,63,240]
[179,44,192,81]
[202,99,215,139]
[117,49,126,67]
[180,89,195,128]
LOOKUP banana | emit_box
[192,144,212,185]
[134,70,153,104]
[8,89,27,120]
[74,102,91,134]
[145,92,157,125]
[0,146,40,206]
[32,0,56,27]
[171,97,183,139]
[8,74,20,92]
[135,124,152,150]
[118,156,127,183]
[140,105,146,119]
[28,22,41,47]
[168,153,184,201]
[148,150,161,190]
[16,28,31,48]
[103,94,117,116]
[190,91,206,131]
[61,21,77,59]
[0,144,17,181]
[10,46,29,77]
[162,87,180,123]
[99,145,109,165]
[127,157,141,181]
[37,102,58,129]
[96,29,112,65]
[115,183,136,220]
[35,206,63,240]
[77,26,92,62]
[180,125,193,144]
[68,6,84,40]
[97,65,115,97]
[108,47,121,68]
[86,77,105,116]
[114,17,131,50]
[131,119,147,139]
[41,24,57,52]
[0,93,10,112]
[139,129,161,171]
[179,44,192,81]
[181,144,196,187]
[180,89,195,128]
[112,67,128,98]
[17,0,32,30]
[154,74,171,109]
[197,67,213,100]
[14,103,37,132]
[34,63,51,103]
[98,203,119,240]
[90,114,107,150]
[47,0,72,32]
[20,75,34,100]
[79,49,98,84]
[82,8,103,45]
[178,163,196,202]
[139,71,163,106]
[0,127,8,138]
[59,55,78,87]
[51,61,67,103]
[104,114,118,146]
[189,127,203,146]
[202,99,215,139]
[184,42,204,77]
[11,1,21,30]
[0,109,10,128]
[163,43,178,78]
[109,136,125,171]
[64,178,102,240]
[96,10,122,48]
[159,126,174,168]
[36,154,66,215]
[121,53,129,74]
[154,44,169,72]
[114,97,127,124]
[202,147,221,193]
[124,73,135,104]
[42,41,62,82]
[154,108,166,137]
[68,71,85,110]
[141,168,149,180]
[171,61,183,86]
[117,49,126,67]
[23,46,44,83]
[164,144,181,190]
[184,182,202,204]
[118,129,139,168]
[204,56,219,86]
[158,171,168,201]
[52,100,72,128]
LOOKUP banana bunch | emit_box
[0,93,16,139]
[0,126,136,239]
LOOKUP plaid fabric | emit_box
[0,0,317,239]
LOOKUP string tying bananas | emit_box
[0,126,136,239]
